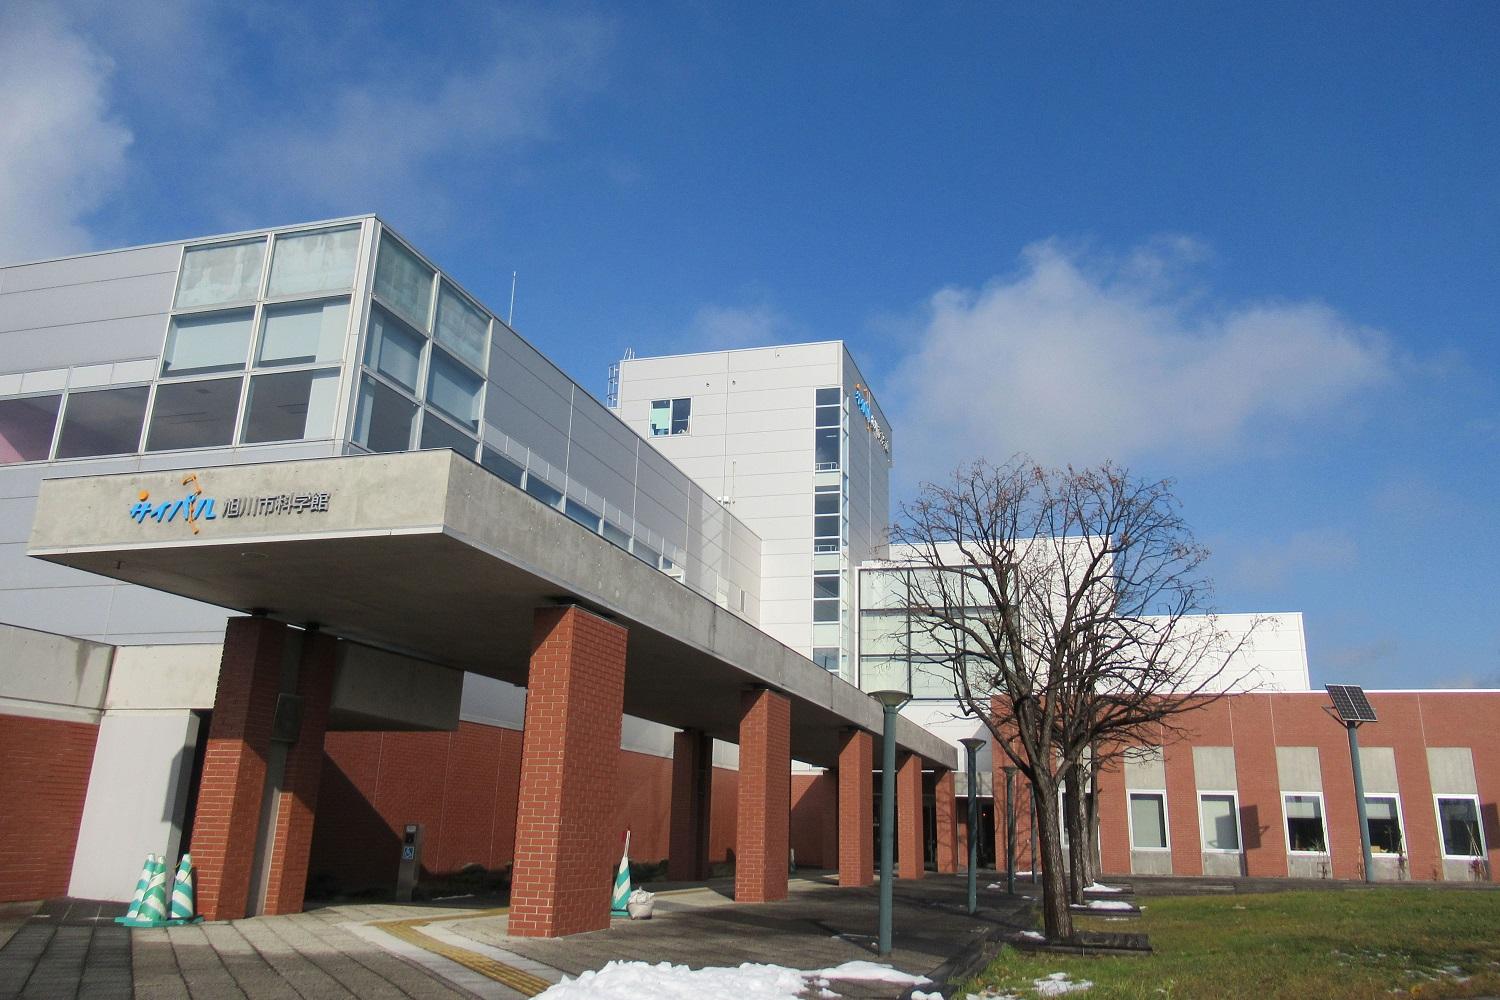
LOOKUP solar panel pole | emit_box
[1347,722,1375,883]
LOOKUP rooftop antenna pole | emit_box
[508,271,517,327]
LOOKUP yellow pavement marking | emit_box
[371,908,552,997]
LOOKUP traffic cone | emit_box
[167,854,202,925]
[611,829,632,917]
[114,854,156,924]
[119,857,171,927]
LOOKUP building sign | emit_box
[852,383,890,454]
[128,472,331,535]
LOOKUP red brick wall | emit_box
[837,730,874,886]
[735,688,791,902]
[0,713,98,902]
[791,772,837,869]
[897,753,923,878]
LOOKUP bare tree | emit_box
[888,458,1253,940]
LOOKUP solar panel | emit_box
[1326,684,1378,723]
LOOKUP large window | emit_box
[0,395,60,463]
[649,398,690,436]
[175,239,265,308]
[1436,796,1486,859]
[353,374,416,453]
[373,232,435,329]
[364,305,424,393]
[267,226,359,298]
[146,378,242,451]
[242,370,338,444]
[813,570,840,623]
[1284,794,1328,853]
[814,387,841,470]
[419,413,477,458]
[161,310,255,376]
[1129,792,1169,850]
[55,386,149,458]
[1364,795,1404,856]
[434,280,489,369]
[426,348,482,432]
[812,647,840,672]
[256,300,348,367]
[1199,793,1241,851]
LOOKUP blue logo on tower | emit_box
[852,383,890,454]
[128,473,333,534]
[129,473,216,534]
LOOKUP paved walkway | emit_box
[0,872,1029,1000]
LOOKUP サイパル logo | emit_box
[129,473,333,534]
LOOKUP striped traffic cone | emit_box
[120,857,171,927]
[114,854,156,924]
[167,854,202,925]
[610,829,632,917]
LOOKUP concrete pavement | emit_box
[0,872,1029,999]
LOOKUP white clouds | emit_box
[887,238,1392,481]
[0,6,131,263]
[681,303,793,352]
[1229,530,1359,591]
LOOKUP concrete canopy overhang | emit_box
[28,450,955,771]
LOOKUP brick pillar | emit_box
[261,630,337,915]
[669,728,713,881]
[509,606,628,938]
[897,753,924,879]
[837,729,874,887]
[934,769,958,873]
[735,687,791,903]
[190,617,287,922]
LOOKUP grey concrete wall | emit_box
[1276,746,1323,791]
[1427,747,1478,794]
[1192,746,1237,790]
[0,621,113,722]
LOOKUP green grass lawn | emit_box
[962,888,1500,999]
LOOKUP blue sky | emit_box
[3,2,1497,689]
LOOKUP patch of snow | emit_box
[812,960,932,985]
[536,960,814,999]
[1017,930,1046,941]
[1083,899,1135,911]
[1033,972,1093,996]
[912,992,944,1000]
[1083,882,1123,893]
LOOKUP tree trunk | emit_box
[1032,774,1074,942]
[1064,760,1091,903]
[1087,757,1102,884]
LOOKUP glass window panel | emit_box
[0,394,61,463]
[602,520,631,549]
[420,412,477,457]
[267,227,360,297]
[649,400,670,436]
[815,427,839,468]
[353,374,416,453]
[1284,795,1327,852]
[1365,796,1402,855]
[373,232,434,329]
[910,660,954,698]
[1438,797,1484,857]
[524,474,563,508]
[257,299,348,367]
[815,492,839,515]
[55,386,148,458]
[162,310,254,376]
[564,499,601,532]
[813,573,840,599]
[860,570,904,609]
[481,447,525,487]
[815,404,840,427]
[812,647,839,672]
[813,598,840,623]
[632,539,661,568]
[434,281,489,370]
[364,306,424,393]
[1130,793,1168,849]
[175,240,265,308]
[426,348,482,432]
[1200,794,1239,851]
[814,514,840,538]
[146,377,242,451]
[671,397,690,434]
[859,611,908,656]
[859,656,909,695]
[242,369,338,444]
[815,387,840,406]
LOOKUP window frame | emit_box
[54,383,152,460]
[1433,793,1488,860]
[1362,792,1407,858]
[0,391,64,464]
[1196,790,1243,854]
[1282,791,1330,856]
[1127,789,1171,852]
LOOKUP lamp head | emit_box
[869,688,911,710]
[958,737,987,751]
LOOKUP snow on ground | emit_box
[534,958,931,999]
[1016,930,1046,941]
[1080,899,1135,911]
[1083,882,1123,893]
[1033,972,1093,996]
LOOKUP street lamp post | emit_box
[871,688,910,957]
[959,737,986,915]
